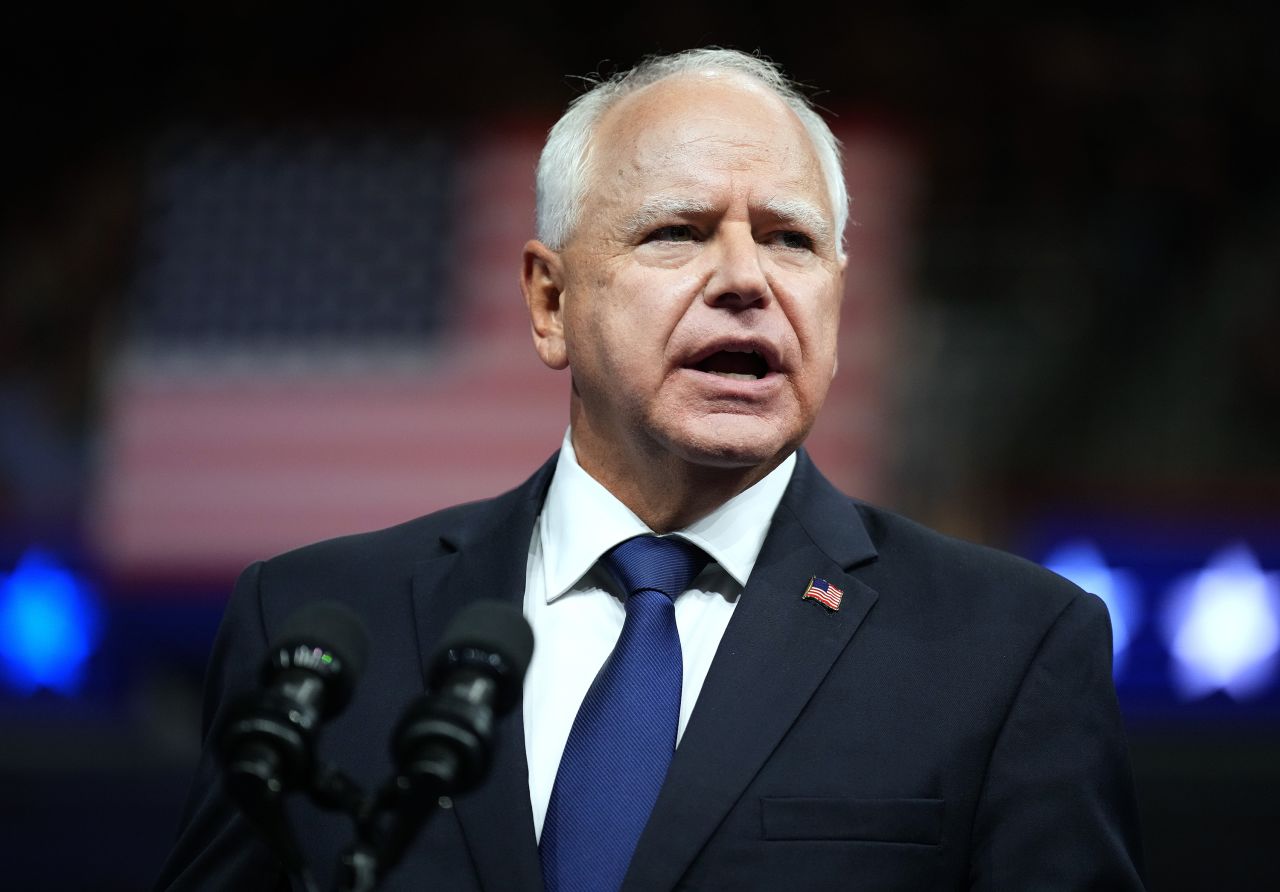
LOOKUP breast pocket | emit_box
[760,797,944,846]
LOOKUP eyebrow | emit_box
[619,194,835,246]
[761,197,834,246]
[621,196,717,237]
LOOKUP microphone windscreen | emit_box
[276,600,372,683]
[431,601,535,692]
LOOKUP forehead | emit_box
[585,73,830,218]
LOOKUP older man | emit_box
[158,49,1144,891]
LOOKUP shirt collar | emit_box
[539,429,797,602]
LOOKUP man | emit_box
[157,49,1145,890]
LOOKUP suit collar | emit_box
[435,452,559,556]
[778,449,878,570]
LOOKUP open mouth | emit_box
[693,349,771,381]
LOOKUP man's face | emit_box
[530,73,846,478]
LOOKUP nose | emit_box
[704,225,770,310]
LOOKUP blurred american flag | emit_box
[88,120,914,585]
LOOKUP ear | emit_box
[521,239,569,370]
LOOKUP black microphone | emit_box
[392,601,534,799]
[331,602,533,890]
[219,601,371,806]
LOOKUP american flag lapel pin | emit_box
[802,576,844,612]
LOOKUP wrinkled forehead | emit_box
[585,73,829,212]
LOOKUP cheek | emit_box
[562,297,655,395]
[608,272,695,351]
[793,286,842,347]
[794,292,844,389]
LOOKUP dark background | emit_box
[2,3,1278,889]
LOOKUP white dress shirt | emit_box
[522,431,796,840]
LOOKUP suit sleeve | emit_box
[153,561,290,891]
[968,590,1146,890]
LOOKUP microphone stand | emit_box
[284,683,492,892]
[325,769,448,892]
[332,761,451,892]
[289,759,446,892]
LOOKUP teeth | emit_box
[709,371,758,381]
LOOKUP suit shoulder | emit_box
[234,494,516,636]
[259,497,493,576]
[851,499,1089,618]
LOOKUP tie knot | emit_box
[603,535,709,602]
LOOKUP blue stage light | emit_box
[0,550,101,695]
[1160,545,1280,701]
[1042,540,1143,676]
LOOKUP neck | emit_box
[568,412,784,534]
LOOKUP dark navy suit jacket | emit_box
[156,452,1145,890]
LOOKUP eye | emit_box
[770,230,815,251]
[644,224,698,243]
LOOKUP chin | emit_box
[658,416,802,471]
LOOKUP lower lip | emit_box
[680,367,783,397]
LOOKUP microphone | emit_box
[331,602,533,890]
[219,601,371,806]
[392,601,534,799]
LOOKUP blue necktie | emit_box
[540,535,709,892]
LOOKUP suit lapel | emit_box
[409,455,557,892]
[622,453,880,892]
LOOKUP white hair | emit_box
[535,48,848,257]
